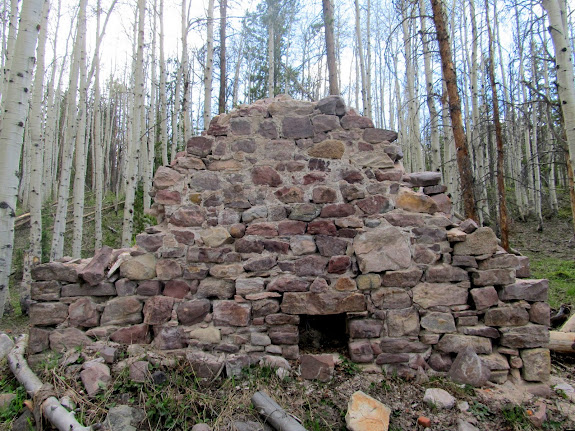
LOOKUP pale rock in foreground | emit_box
[345,391,391,431]
[423,388,456,409]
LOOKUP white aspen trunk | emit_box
[144,0,157,212]
[122,0,145,246]
[94,0,103,250]
[71,0,88,258]
[1,0,20,104]
[203,0,214,129]
[354,0,368,116]
[18,121,31,209]
[181,0,190,138]
[530,38,543,230]
[365,0,372,117]
[159,0,168,166]
[267,21,274,98]
[232,28,244,107]
[401,1,423,172]
[543,0,575,232]
[50,4,83,260]
[171,59,181,162]
[0,0,42,317]
[418,0,440,172]
[442,82,460,211]
[27,0,49,269]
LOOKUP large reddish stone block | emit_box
[251,166,282,187]
[79,246,113,286]
[212,301,251,326]
[110,324,151,344]
[143,296,175,325]
[281,291,366,315]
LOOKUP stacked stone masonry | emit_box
[29,96,550,384]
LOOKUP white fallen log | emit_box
[559,312,575,333]
[7,334,92,431]
[251,391,308,431]
[550,330,575,353]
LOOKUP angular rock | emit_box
[420,312,456,333]
[30,280,60,301]
[197,279,235,299]
[328,255,351,274]
[153,166,183,189]
[350,152,394,169]
[267,275,309,292]
[169,206,205,227]
[363,128,397,143]
[277,220,307,235]
[120,254,157,280]
[317,95,346,116]
[341,114,374,129]
[437,334,492,354]
[308,140,345,159]
[69,297,100,328]
[405,172,442,187]
[143,296,175,325]
[49,327,91,352]
[32,262,79,283]
[354,226,411,273]
[349,340,374,363]
[387,308,420,337]
[356,195,393,215]
[153,326,185,350]
[282,116,314,139]
[428,352,453,372]
[480,352,510,371]
[499,325,549,349]
[187,136,214,157]
[61,281,116,297]
[80,246,113,285]
[381,267,423,288]
[251,166,282,187]
[156,259,182,280]
[212,301,251,326]
[29,302,69,326]
[345,391,391,431]
[281,291,366,315]
[484,306,529,327]
[294,255,328,276]
[453,227,498,256]
[300,354,335,382]
[459,325,500,339]
[529,302,551,326]
[289,203,320,221]
[81,362,111,396]
[471,269,515,287]
[163,279,193,299]
[499,279,548,302]
[349,319,383,338]
[426,264,468,283]
[110,324,151,344]
[412,282,468,309]
[115,278,137,296]
[201,227,232,247]
[521,348,550,382]
[312,186,338,203]
[379,338,429,353]
[137,280,163,296]
[101,297,143,326]
[469,286,499,310]
[448,347,491,387]
[371,288,412,309]
[423,388,455,409]
[395,189,439,214]
[356,274,381,290]
[210,263,245,279]
[187,351,224,379]
[130,361,150,383]
[478,253,520,270]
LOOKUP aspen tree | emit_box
[159,0,168,166]
[354,0,368,116]
[0,0,42,317]
[94,0,103,250]
[218,0,227,113]
[122,0,145,246]
[181,0,190,138]
[203,0,214,128]
[542,0,575,234]
[322,0,338,95]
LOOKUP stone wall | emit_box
[28,96,550,384]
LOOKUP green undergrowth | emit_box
[528,256,575,309]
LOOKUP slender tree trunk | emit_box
[203,0,214,128]
[232,25,244,107]
[94,0,103,250]
[121,0,145,246]
[159,0,167,166]
[418,0,440,172]
[0,0,42,317]
[430,0,477,221]
[267,19,274,98]
[354,0,368,116]
[181,0,190,139]
[218,0,227,113]
[485,0,509,250]
[322,0,338,95]
[71,0,88,258]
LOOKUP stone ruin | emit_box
[28,95,551,385]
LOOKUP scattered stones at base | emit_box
[105,405,146,431]
[423,388,456,409]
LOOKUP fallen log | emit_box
[252,391,308,431]
[559,312,575,333]
[7,334,92,431]
[549,330,575,353]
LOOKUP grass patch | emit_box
[528,257,575,309]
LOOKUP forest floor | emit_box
[0,217,574,430]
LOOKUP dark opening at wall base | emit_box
[298,314,348,354]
